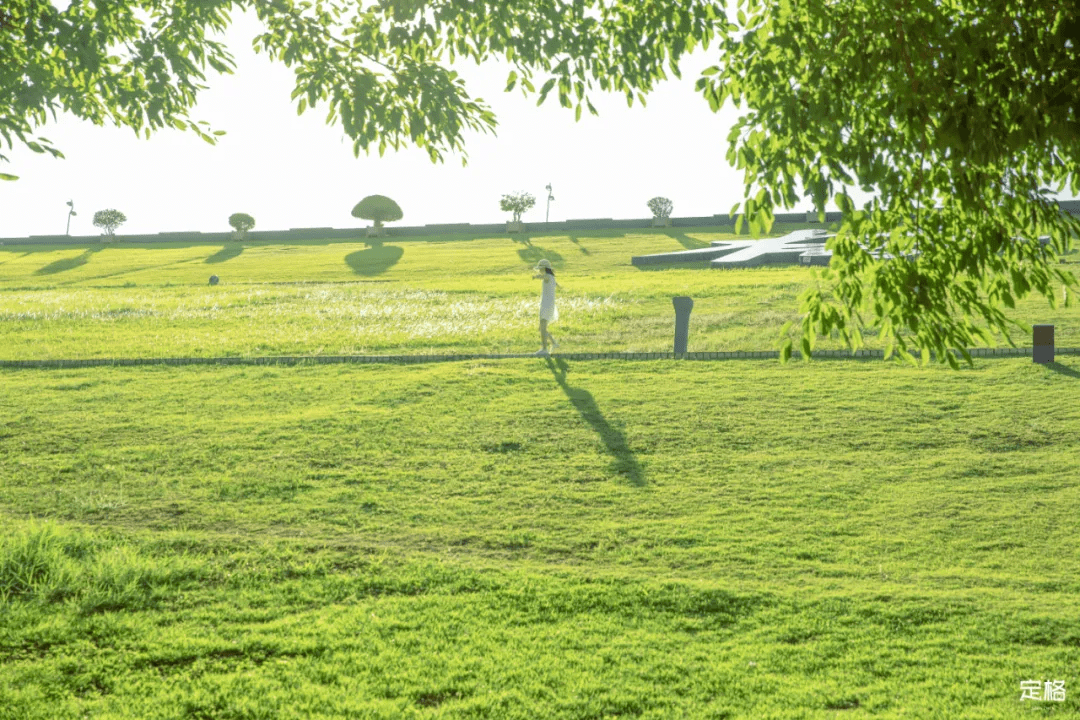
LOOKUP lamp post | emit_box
[65,200,77,235]
[545,183,555,223]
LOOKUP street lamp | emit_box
[545,183,555,223]
[65,199,77,235]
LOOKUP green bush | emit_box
[92,208,127,237]
[228,212,255,240]
[647,197,673,219]
[500,191,535,223]
[351,195,403,229]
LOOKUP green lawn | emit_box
[1,227,1076,359]
[3,358,1079,717]
[2,231,1079,718]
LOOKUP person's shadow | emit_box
[545,357,645,486]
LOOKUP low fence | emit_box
[1,346,1076,369]
[0,212,844,246]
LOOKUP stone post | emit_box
[1033,324,1054,363]
[672,296,694,355]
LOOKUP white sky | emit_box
[0,9,761,238]
[4,8,1071,239]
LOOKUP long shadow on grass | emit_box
[663,231,711,250]
[34,247,102,275]
[545,357,644,486]
[345,242,404,276]
[204,244,244,264]
[0,251,31,265]
[517,242,564,266]
[1045,361,1080,379]
[567,235,592,255]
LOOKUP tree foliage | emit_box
[92,209,127,237]
[228,212,255,238]
[0,0,235,181]
[352,195,403,228]
[699,0,1079,367]
[647,197,673,219]
[500,192,536,223]
[3,0,1077,366]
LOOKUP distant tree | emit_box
[500,192,536,224]
[228,212,255,240]
[647,197,673,219]
[92,209,126,237]
[351,195,403,232]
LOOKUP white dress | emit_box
[539,274,558,322]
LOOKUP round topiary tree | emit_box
[500,192,536,224]
[92,209,127,238]
[352,195,403,237]
[228,213,255,240]
[647,197,673,219]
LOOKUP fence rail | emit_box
[1,346,1076,369]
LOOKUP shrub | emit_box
[500,192,536,223]
[228,212,255,240]
[92,209,127,237]
[351,195,403,229]
[647,197,673,219]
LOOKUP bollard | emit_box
[1033,324,1054,363]
[672,296,694,355]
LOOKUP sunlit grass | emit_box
[1,229,1076,359]
[2,358,1079,717]
[2,230,1079,716]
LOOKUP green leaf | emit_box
[0,173,19,181]
[779,338,792,364]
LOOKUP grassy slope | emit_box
[2,357,1080,718]
[1,227,1076,359]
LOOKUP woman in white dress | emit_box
[533,258,561,355]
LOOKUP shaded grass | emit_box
[33,247,101,276]
[2,358,1079,716]
[204,244,244,265]
[345,243,405,276]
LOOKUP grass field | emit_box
[2,228,1079,718]
[1,226,1076,359]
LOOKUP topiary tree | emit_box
[500,192,536,223]
[228,212,255,240]
[647,197,673,219]
[92,209,126,237]
[351,195,403,234]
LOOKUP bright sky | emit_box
[0,9,763,238]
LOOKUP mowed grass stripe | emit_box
[2,358,1079,717]
[1,346,1077,368]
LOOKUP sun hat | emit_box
[535,259,552,270]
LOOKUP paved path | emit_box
[0,347,1074,369]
